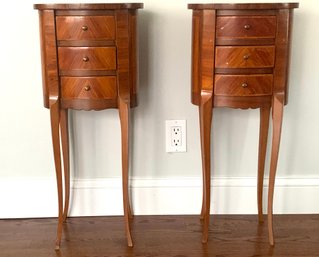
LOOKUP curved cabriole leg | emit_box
[257,106,271,223]
[268,94,284,246]
[199,91,213,243]
[60,109,70,223]
[118,98,133,247]
[50,102,64,250]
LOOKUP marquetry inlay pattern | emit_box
[188,2,298,246]
[34,3,143,250]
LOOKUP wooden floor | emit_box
[0,215,318,257]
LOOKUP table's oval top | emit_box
[188,3,299,10]
[34,3,143,10]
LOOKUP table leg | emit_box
[60,109,70,222]
[268,94,284,246]
[199,91,213,243]
[257,106,270,223]
[119,98,133,247]
[50,102,64,250]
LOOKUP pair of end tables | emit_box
[34,2,299,250]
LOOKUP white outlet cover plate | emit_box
[165,120,187,153]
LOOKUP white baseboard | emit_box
[1,176,319,218]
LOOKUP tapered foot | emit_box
[126,221,134,247]
[202,214,209,243]
[55,241,61,251]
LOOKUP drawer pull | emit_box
[243,54,250,60]
[84,85,91,91]
[241,83,248,88]
[82,56,89,62]
[244,24,251,30]
[82,25,88,31]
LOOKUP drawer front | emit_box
[56,16,115,41]
[58,47,116,70]
[215,46,275,68]
[216,16,276,39]
[61,76,117,100]
[214,74,273,96]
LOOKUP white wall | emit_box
[0,0,318,217]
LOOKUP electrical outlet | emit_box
[171,126,182,147]
[166,120,186,152]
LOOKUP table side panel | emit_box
[115,9,131,104]
[129,10,138,107]
[190,10,201,105]
[200,10,216,93]
[38,10,59,108]
[273,9,295,105]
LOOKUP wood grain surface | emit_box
[215,46,275,68]
[188,3,299,10]
[189,3,298,246]
[58,47,116,71]
[34,3,143,10]
[35,4,143,248]
[216,16,276,39]
[56,16,115,41]
[214,74,273,96]
[61,76,117,100]
[0,215,318,257]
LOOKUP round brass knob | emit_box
[244,24,251,30]
[241,83,248,88]
[84,85,91,91]
[82,25,88,31]
[82,56,89,62]
[243,55,250,60]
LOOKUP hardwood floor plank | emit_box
[0,215,318,257]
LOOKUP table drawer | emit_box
[214,74,273,96]
[216,16,276,39]
[56,16,115,41]
[61,76,117,100]
[58,47,116,71]
[215,46,275,68]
